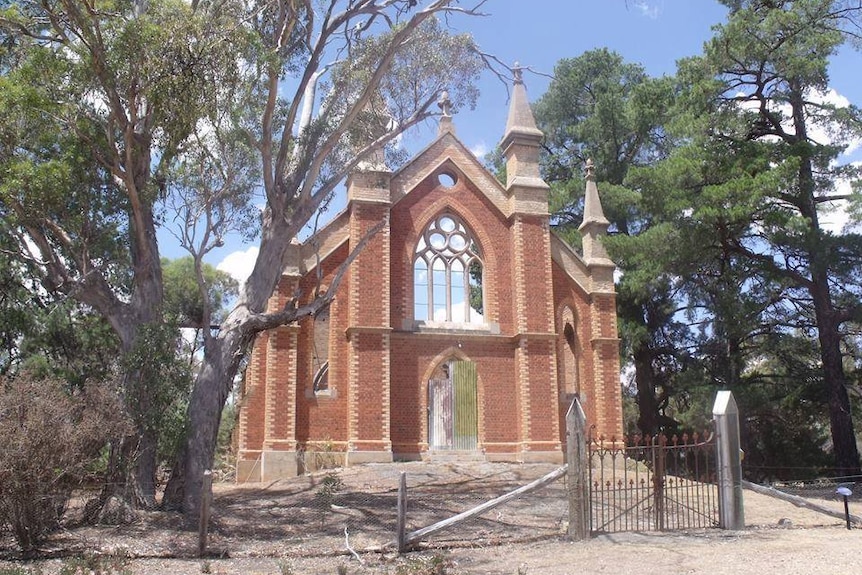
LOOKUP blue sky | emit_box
[164,1,861,283]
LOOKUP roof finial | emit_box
[438,90,452,117]
[512,61,523,84]
[437,89,455,136]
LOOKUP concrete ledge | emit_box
[519,450,565,464]
[484,452,523,463]
[261,450,299,481]
[345,451,394,466]
[300,449,347,473]
[236,459,262,483]
[394,452,423,462]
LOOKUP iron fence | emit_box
[588,432,719,533]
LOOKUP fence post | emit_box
[713,391,744,530]
[396,472,407,553]
[566,397,589,540]
[198,469,213,557]
[653,435,666,531]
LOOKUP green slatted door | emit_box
[428,360,478,451]
[452,361,478,450]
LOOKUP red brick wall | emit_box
[389,160,514,332]
[389,336,519,453]
[298,243,351,444]
[238,140,623,469]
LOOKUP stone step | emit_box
[427,450,486,463]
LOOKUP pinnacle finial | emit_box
[512,62,523,84]
[585,158,595,179]
[438,90,452,117]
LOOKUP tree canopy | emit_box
[1,0,486,516]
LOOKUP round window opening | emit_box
[437,172,457,188]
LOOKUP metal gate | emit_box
[588,432,719,533]
[428,361,478,450]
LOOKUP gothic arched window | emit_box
[414,214,484,324]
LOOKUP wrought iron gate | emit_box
[588,432,719,533]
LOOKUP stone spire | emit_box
[578,159,613,266]
[580,159,609,228]
[501,63,543,155]
[438,90,455,136]
[500,63,548,213]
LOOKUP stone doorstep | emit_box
[427,449,487,463]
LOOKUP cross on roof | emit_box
[438,90,452,117]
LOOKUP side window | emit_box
[414,214,484,324]
[558,306,579,397]
[312,307,330,393]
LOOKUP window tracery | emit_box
[414,214,484,324]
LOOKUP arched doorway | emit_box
[428,359,478,450]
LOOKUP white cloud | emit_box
[632,1,661,19]
[735,89,861,235]
[736,88,862,157]
[470,141,488,159]
[217,246,259,286]
[819,200,850,235]
[818,162,861,234]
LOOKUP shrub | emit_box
[0,372,128,552]
[58,550,131,575]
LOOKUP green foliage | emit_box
[393,553,452,575]
[0,372,129,552]
[162,257,238,327]
[213,402,238,480]
[314,470,345,510]
[121,323,192,467]
[619,0,862,472]
[58,550,132,575]
[536,48,686,436]
[537,3,862,477]
[318,17,483,176]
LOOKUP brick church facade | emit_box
[236,73,623,481]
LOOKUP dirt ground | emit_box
[2,461,862,574]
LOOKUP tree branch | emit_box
[241,216,388,333]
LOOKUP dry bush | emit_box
[0,372,128,553]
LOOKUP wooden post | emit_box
[742,480,862,525]
[713,391,744,530]
[396,472,407,553]
[653,436,666,531]
[566,397,589,540]
[198,469,213,557]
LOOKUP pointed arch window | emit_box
[414,214,484,324]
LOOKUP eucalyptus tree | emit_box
[1,0,485,516]
[163,2,484,517]
[665,0,862,475]
[1,0,253,508]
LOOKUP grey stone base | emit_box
[519,450,565,464]
[261,450,299,481]
[345,450,394,466]
[236,458,262,483]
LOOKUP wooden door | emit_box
[428,361,477,450]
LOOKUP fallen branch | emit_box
[345,526,364,565]
[399,465,567,549]
[742,480,862,525]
